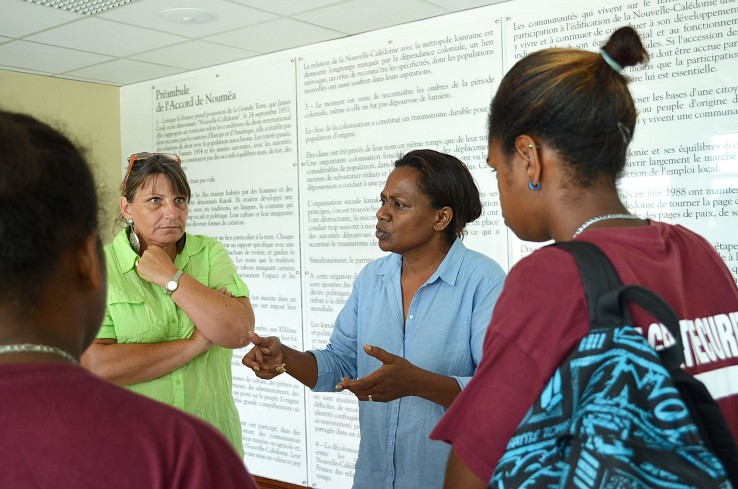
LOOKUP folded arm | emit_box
[172,277,255,348]
[81,329,212,385]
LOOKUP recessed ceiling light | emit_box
[160,8,218,24]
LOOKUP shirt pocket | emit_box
[107,293,170,344]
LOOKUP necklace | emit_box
[0,343,78,364]
[573,213,641,238]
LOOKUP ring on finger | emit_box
[368,394,373,402]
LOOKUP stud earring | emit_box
[528,181,541,191]
[127,218,141,254]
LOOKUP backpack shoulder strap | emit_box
[611,285,684,368]
[556,241,623,328]
[555,240,684,368]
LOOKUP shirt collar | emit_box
[111,229,139,273]
[377,238,467,286]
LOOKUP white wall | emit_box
[121,0,738,486]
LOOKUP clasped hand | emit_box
[135,245,178,287]
[242,332,286,379]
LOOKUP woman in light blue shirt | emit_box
[243,149,506,488]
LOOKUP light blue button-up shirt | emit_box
[310,239,506,488]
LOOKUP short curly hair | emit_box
[0,110,100,309]
[395,149,482,242]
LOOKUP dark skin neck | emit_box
[514,138,648,242]
[551,182,646,242]
[0,236,102,365]
[0,304,80,365]
[400,237,453,322]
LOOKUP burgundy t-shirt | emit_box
[431,221,738,483]
[0,363,258,489]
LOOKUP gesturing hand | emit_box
[336,344,419,403]
[242,331,286,380]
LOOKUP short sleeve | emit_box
[97,309,117,340]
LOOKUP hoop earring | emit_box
[127,218,141,254]
[528,181,541,191]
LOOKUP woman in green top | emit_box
[82,152,255,455]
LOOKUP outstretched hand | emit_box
[242,331,286,380]
[336,344,419,403]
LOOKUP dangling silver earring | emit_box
[127,218,140,254]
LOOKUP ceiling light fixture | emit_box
[24,0,133,15]
[160,8,218,24]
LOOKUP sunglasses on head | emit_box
[123,152,182,189]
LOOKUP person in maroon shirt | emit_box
[430,26,738,488]
[0,110,258,489]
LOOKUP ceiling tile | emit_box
[131,40,258,70]
[64,58,185,85]
[0,40,112,74]
[231,0,348,16]
[0,0,508,85]
[1,0,82,38]
[26,17,187,57]
[206,18,345,54]
[98,0,279,37]
[425,0,508,9]
[293,0,448,35]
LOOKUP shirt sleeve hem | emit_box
[453,443,494,484]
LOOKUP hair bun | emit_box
[601,26,649,70]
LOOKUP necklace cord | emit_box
[0,343,78,364]
[573,213,641,238]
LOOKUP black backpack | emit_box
[490,240,738,488]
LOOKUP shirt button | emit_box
[408,315,414,320]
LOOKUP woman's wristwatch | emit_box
[166,269,184,296]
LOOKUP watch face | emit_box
[166,270,182,295]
